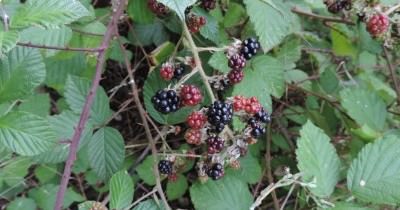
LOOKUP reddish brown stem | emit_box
[17,42,104,52]
[291,7,355,25]
[53,1,127,210]
[383,46,400,105]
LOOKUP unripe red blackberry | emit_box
[187,111,207,129]
[367,13,390,37]
[228,69,244,84]
[185,129,202,145]
[168,172,178,182]
[160,62,174,81]
[244,96,262,114]
[187,14,207,33]
[147,0,169,16]
[233,95,246,111]
[228,54,246,71]
[180,85,203,106]
[207,163,224,180]
[158,160,173,175]
[206,136,225,154]
[200,0,217,10]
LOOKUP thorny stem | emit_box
[265,124,280,210]
[53,1,128,209]
[17,42,104,52]
[291,7,355,25]
[383,45,400,105]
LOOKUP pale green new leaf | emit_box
[78,201,106,210]
[110,171,134,210]
[88,127,125,180]
[10,0,90,29]
[133,200,165,210]
[190,175,253,210]
[296,121,341,197]
[0,31,19,58]
[347,134,400,205]
[340,88,387,131]
[0,46,45,103]
[0,112,56,156]
[244,0,295,52]
[157,0,197,21]
[65,75,112,125]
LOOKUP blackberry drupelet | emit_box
[207,101,233,132]
[158,160,173,175]
[151,89,180,114]
[207,136,225,154]
[207,163,224,180]
[255,108,271,123]
[240,38,260,60]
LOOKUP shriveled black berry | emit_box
[207,163,224,180]
[158,160,173,175]
[207,101,233,133]
[251,124,266,138]
[228,54,246,71]
[151,89,180,114]
[240,37,260,60]
[207,135,225,154]
[173,65,186,80]
[200,0,217,11]
[255,108,271,123]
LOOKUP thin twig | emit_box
[124,188,158,210]
[383,45,400,105]
[266,124,280,210]
[116,30,171,210]
[291,7,355,25]
[53,1,127,210]
[385,3,400,15]
[17,42,104,52]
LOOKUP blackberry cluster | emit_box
[255,108,271,123]
[367,13,390,37]
[187,14,206,33]
[228,54,246,71]
[180,85,203,106]
[324,0,352,14]
[228,69,244,84]
[207,101,233,132]
[173,65,186,80]
[247,108,270,138]
[207,163,224,180]
[158,160,173,175]
[200,0,217,11]
[185,129,202,145]
[151,89,180,114]
[207,136,225,154]
[147,0,169,16]
[240,38,260,60]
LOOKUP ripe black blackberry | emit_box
[200,0,217,11]
[151,89,180,114]
[240,38,260,60]
[158,160,173,175]
[250,123,266,138]
[207,101,233,132]
[173,65,186,80]
[247,117,258,128]
[207,136,225,154]
[255,108,271,123]
[228,54,246,71]
[207,163,224,180]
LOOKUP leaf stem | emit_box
[291,7,355,25]
[17,42,104,52]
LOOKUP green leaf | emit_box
[340,88,387,131]
[17,94,50,117]
[133,199,165,210]
[285,69,311,90]
[10,0,90,29]
[19,26,73,57]
[0,157,31,186]
[328,202,373,210]
[65,75,112,125]
[33,111,93,163]
[296,121,341,197]
[232,55,284,109]
[136,156,157,185]
[0,31,19,58]
[347,134,400,205]
[208,51,230,73]
[276,38,301,70]
[110,171,134,210]
[0,112,56,156]
[6,197,37,210]
[129,21,169,46]
[226,154,262,184]
[0,47,45,103]
[223,3,246,28]
[34,164,58,184]
[88,127,125,180]
[192,7,219,44]
[128,0,155,24]
[78,201,107,210]
[28,184,84,210]
[244,0,295,52]
[157,0,197,21]
[320,68,339,94]
[190,175,253,210]
[166,174,188,200]
[331,26,357,59]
